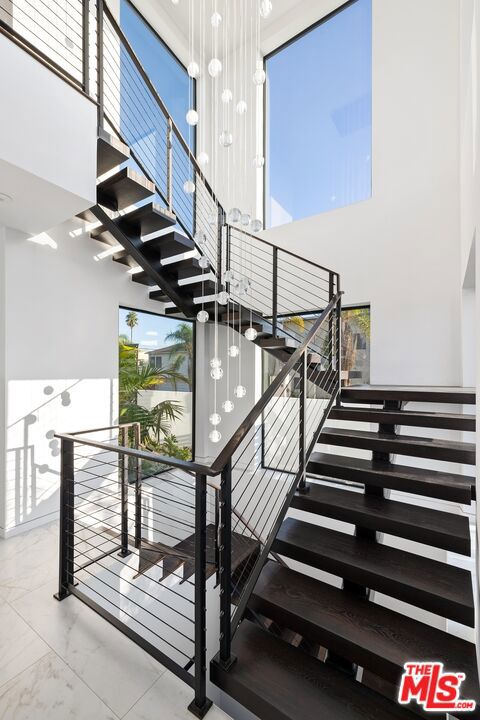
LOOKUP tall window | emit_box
[119,308,195,465]
[120,0,193,142]
[265,0,372,227]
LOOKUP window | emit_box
[120,0,194,143]
[265,0,372,227]
[263,305,371,391]
[119,308,195,464]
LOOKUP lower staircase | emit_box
[212,386,479,720]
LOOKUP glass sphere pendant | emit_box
[245,327,258,341]
[228,207,241,223]
[211,11,222,28]
[217,291,229,305]
[222,400,234,413]
[234,385,247,398]
[236,100,247,115]
[183,180,195,194]
[253,67,266,85]
[228,345,240,357]
[222,88,233,104]
[219,131,233,147]
[210,357,222,369]
[194,230,207,248]
[187,61,200,78]
[210,367,224,381]
[186,109,198,126]
[209,429,222,443]
[197,151,209,167]
[197,310,209,323]
[198,256,210,269]
[208,58,222,78]
[260,0,273,19]
[209,413,221,426]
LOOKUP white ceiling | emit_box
[131,0,345,64]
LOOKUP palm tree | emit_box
[125,311,138,342]
[165,322,194,390]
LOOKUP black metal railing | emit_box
[55,292,341,711]
[0,0,95,93]
[54,423,215,717]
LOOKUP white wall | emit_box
[458,0,480,662]
[0,220,169,536]
[0,35,97,235]
[255,0,462,387]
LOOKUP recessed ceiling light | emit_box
[0,192,12,203]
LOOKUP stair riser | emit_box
[318,433,475,465]
[272,538,475,627]
[291,495,471,555]
[306,460,472,504]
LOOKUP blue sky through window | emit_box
[120,0,193,143]
[119,308,189,351]
[266,0,372,227]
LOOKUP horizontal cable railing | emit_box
[55,423,214,715]
[0,0,95,92]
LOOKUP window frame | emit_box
[263,0,368,227]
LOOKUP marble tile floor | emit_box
[0,521,232,720]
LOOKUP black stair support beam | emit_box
[89,205,195,317]
[328,401,403,668]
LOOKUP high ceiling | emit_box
[131,0,343,63]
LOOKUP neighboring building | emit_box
[147,343,191,392]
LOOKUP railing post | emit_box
[188,473,213,718]
[336,274,342,403]
[167,118,173,211]
[134,423,142,549]
[218,459,236,669]
[118,426,131,557]
[217,208,225,286]
[272,246,278,337]
[96,0,104,129]
[54,438,75,601]
[296,353,309,494]
[82,0,90,95]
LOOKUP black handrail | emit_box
[55,290,341,481]
[102,3,223,215]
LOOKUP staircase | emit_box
[212,386,478,719]
[68,9,479,720]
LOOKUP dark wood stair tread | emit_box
[307,452,474,503]
[141,230,194,261]
[273,518,475,626]
[211,620,420,720]
[319,427,475,465]
[291,483,471,554]
[117,202,176,236]
[97,130,130,176]
[97,167,155,211]
[330,406,475,432]
[249,562,479,712]
[341,386,475,405]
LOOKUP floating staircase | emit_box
[212,386,479,719]
[77,56,479,720]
